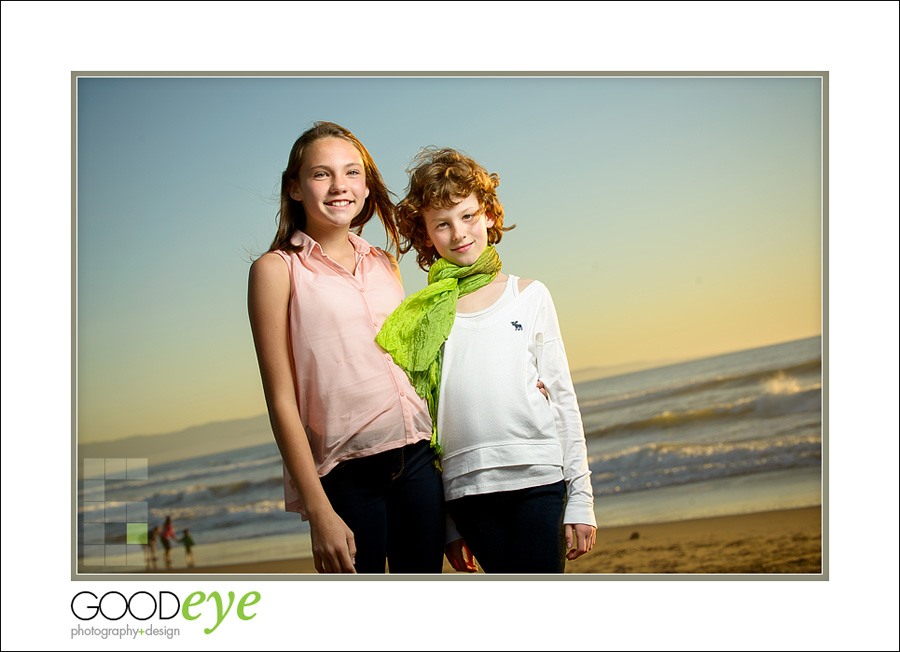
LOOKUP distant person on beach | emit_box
[248,122,446,574]
[159,516,176,570]
[144,526,160,571]
[178,528,196,568]
[377,147,597,573]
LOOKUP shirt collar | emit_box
[290,230,374,258]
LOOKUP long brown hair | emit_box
[269,122,400,255]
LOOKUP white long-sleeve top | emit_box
[437,275,596,527]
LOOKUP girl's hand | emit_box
[564,523,597,561]
[536,380,549,401]
[444,538,478,573]
[310,510,357,573]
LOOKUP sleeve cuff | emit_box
[563,500,597,528]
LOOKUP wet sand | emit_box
[163,505,821,575]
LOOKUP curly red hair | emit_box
[396,147,514,270]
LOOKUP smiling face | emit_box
[423,193,495,267]
[289,137,370,233]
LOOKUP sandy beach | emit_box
[565,505,822,574]
[157,505,821,576]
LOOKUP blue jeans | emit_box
[446,480,567,573]
[320,440,445,573]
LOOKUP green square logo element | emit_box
[127,523,148,545]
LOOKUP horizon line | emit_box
[78,333,823,447]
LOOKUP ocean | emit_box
[78,335,822,570]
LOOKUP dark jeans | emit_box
[446,480,567,573]
[320,440,445,573]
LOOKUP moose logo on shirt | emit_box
[510,321,523,331]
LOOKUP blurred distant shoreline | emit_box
[81,505,821,576]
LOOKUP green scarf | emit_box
[375,245,502,456]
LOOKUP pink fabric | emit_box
[274,231,432,515]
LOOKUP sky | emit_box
[2,3,898,650]
[75,74,822,444]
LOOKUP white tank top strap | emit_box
[507,274,520,297]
